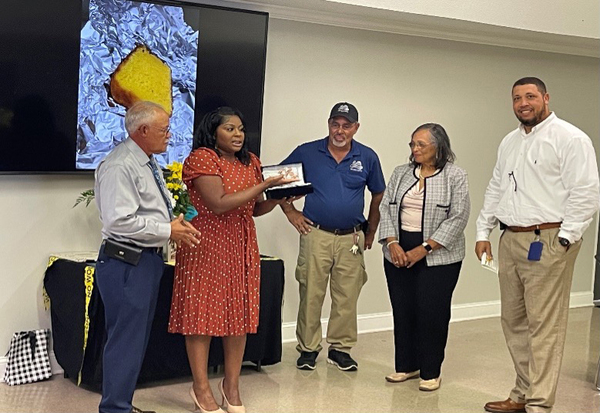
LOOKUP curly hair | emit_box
[193,107,250,165]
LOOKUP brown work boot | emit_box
[484,398,526,413]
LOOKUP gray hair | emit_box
[124,101,167,135]
[409,123,456,169]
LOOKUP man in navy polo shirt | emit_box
[281,102,385,371]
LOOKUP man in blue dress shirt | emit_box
[95,101,200,413]
[281,102,385,371]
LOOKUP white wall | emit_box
[200,0,600,57]
[329,0,600,38]
[0,175,101,354]
[0,16,598,357]
[256,18,600,325]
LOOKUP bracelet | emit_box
[386,240,399,248]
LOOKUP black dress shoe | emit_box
[131,405,156,413]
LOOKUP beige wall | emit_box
[256,19,600,322]
[328,0,600,38]
[0,17,598,355]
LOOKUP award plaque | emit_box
[262,163,314,199]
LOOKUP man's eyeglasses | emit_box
[329,121,355,131]
[408,141,431,150]
[149,125,171,135]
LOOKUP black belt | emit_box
[310,222,362,236]
[105,239,162,255]
[144,246,163,255]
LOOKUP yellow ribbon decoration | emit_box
[77,265,95,386]
[43,256,61,311]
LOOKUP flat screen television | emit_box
[0,0,268,174]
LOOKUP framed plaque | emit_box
[262,163,313,199]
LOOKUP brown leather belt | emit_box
[505,222,562,232]
[311,222,362,236]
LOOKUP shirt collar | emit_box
[123,137,152,166]
[519,112,556,136]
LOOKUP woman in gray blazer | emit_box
[378,123,470,391]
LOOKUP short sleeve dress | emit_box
[168,148,263,336]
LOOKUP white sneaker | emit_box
[419,377,441,391]
[385,370,420,383]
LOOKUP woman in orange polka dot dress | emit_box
[169,107,292,413]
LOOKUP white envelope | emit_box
[480,252,498,274]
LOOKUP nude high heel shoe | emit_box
[218,379,246,413]
[189,386,226,413]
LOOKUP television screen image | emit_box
[0,0,268,173]
[76,0,199,169]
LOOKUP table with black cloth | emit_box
[43,254,284,390]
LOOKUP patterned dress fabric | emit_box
[168,148,263,336]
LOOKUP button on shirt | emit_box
[476,113,600,243]
[282,137,385,229]
[95,137,172,247]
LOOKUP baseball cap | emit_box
[329,102,358,123]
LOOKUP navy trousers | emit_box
[96,248,164,413]
[384,230,461,380]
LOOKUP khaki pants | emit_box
[295,228,367,354]
[498,228,581,413]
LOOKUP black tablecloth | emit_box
[44,256,284,389]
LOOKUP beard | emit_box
[515,108,546,127]
[329,134,350,148]
[331,139,347,148]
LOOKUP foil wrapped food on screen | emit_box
[76,0,198,169]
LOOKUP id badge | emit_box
[527,241,543,261]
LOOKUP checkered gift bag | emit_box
[3,329,52,385]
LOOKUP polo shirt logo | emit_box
[350,160,363,172]
[338,104,349,113]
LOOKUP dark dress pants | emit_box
[96,248,164,413]
[384,230,461,380]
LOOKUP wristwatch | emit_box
[421,242,433,254]
[558,237,570,247]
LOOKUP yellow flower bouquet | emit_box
[164,161,197,221]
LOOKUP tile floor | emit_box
[1,307,598,413]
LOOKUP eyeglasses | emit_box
[408,141,432,150]
[149,125,171,135]
[329,121,355,131]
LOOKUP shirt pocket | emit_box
[342,172,367,189]
[434,203,451,220]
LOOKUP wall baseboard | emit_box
[1,292,593,381]
[282,291,595,343]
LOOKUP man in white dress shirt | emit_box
[475,77,599,413]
